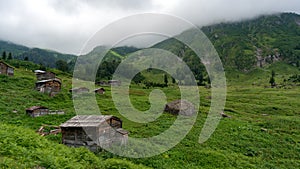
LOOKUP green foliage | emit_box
[0,63,150,168]
[201,12,300,70]
[0,123,150,169]
[164,74,168,86]
[269,70,276,86]
[7,52,12,60]
[1,61,300,168]
[56,60,69,72]
[1,13,300,168]
[132,72,145,84]
[269,76,275,86]
[16,48,76,68]
[1,12,300,74]
[111,46,140,56]
[152,38,208,84]
[96,60,121,81]
[0,123,103,168]
[172,76,176,84]
[2,51,6,60]
[0,40,76,69]
[288,74,300,83]
[0,40,29,56]
[103,159,151,169]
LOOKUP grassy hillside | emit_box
[0,60,299,168]
[0,64,150,169]
[226,62,300,86]
[1,12,300,167]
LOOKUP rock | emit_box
[220,112,231,118]
[164,100,196,116]
[261,128,268,132]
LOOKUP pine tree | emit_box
[8,52,12,60]
[56,60,69,72]
[164,74,168,86]
[2,51,6,60]
[269,70,276,87]
[172,76,176,84]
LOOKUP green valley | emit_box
[0,12,300,169]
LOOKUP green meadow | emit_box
[0,61,299,168]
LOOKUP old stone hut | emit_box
[26,106,49,117]
[164,100,196,116]
[0,61,14,76]
[60,115,128,152]
[70,87,90,94]
[94,88,105,95]
[35,78,62,96]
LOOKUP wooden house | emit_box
[35,71,56,81]
[35,78,62,96]
[108,80,121,86]
[0,61,14,76]
[26,106,49,117]
[94,88,105,94]
[95,81,109,86]
[96,80,121,86]
[60,115,128,151]
[70,87,90,94]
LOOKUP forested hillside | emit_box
[0,41,76,69]
[154,13,300,71]
[203,12,300,71]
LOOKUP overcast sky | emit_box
[0,0,299,55]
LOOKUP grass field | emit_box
[0,62,299,168]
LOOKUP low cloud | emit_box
[0,0,299,54]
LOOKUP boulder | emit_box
[220,112,231,118]
[164,100,196,116]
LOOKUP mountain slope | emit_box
[153,13,300,71]
[0,40,30,55]
[0,40,76,68]
[202,12,300,71]
[1,12,300,73]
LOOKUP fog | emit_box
[0,0,299,54]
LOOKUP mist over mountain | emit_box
[1,12,300,72]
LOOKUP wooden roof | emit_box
[35,71,56,75]
[26,106,48,111]
[116,128,129,135]
[94,88,105,92]
[60,115,116,128]
[34,70,46,74]
[0,60,14,69]
[70,87,89,91]
[36,78,62,84]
